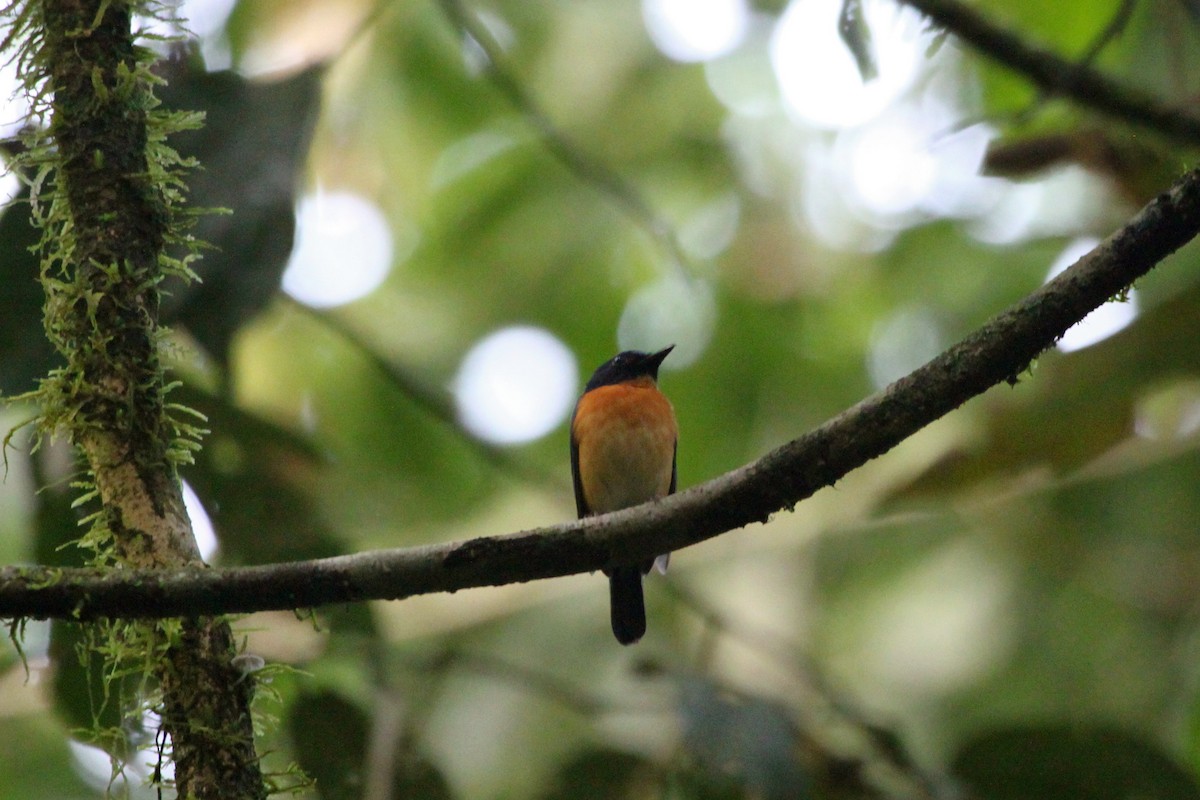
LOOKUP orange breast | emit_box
[572,380,677,515]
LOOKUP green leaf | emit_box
[288,689,368,800]
[287,688,451,800]
[678,678,811,800]
[174,385,344,565]
[537,749,656,800]
[156,58,324,367]
[0,715,96,799]
[0,184,60,395]
[953,725,1200,800]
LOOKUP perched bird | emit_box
[570,346,677,644]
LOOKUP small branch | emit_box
[434,0,692,271]
[282,297,565,490]
[899,0,1200,145]
[1003,0,1140,132]
[4,161,1200,621]
[667,580,942,798]
[1076,0,1138,68]
[413,649,627,716]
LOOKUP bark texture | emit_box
[40,1,265,796]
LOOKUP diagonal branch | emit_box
[434,0,691,271]
[281,296,566,490]
[4,162,1200,621]
[899,0,1200,145]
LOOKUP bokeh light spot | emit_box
[283,191,399,308]
[867,306,944,389]
[970,168,1114,245]
[618,276,715,368]
[1047,237,1137,353]
[0,167,20,211]
[69,741,114,791]
[182,479,218,562]
[455,326,579,445]
[770,0,929,130]
[136,0,237,67]
[0,57,32,140]
[1134,381,1200,441]
[838,107,941,222]
[679,193,741,260]
[864,542,1015,695]
[643,0,749,63]
[704,20,779,116]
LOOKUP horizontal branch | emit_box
[4,164,1200,621]
[900,0,1200,145]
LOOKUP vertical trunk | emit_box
[39,1,265,796]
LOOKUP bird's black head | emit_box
[584,345,675,391]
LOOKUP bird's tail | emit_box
[608,567,646,645]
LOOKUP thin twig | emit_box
[899,0,1200,144]
[1010,0,1140,128]
[407,649,663,716]
[666,579,944,799]
[1078,0,1139,68]
[281,296,566,491]
[1006,0,1139,130]
[433,0,691,273]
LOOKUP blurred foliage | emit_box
[3,0,1200,797]
[156,55,324,371]
[953,725,1200,799]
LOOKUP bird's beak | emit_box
[646,345,675,372]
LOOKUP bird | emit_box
[570,345,677,645]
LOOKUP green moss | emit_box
[0,0,223,789]
[4,0,206,479]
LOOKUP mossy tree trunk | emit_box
[31,0,266,796]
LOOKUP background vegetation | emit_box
[3,0,1200,797]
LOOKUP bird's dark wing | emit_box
[570,410,590,517]
[669,439,677,495]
